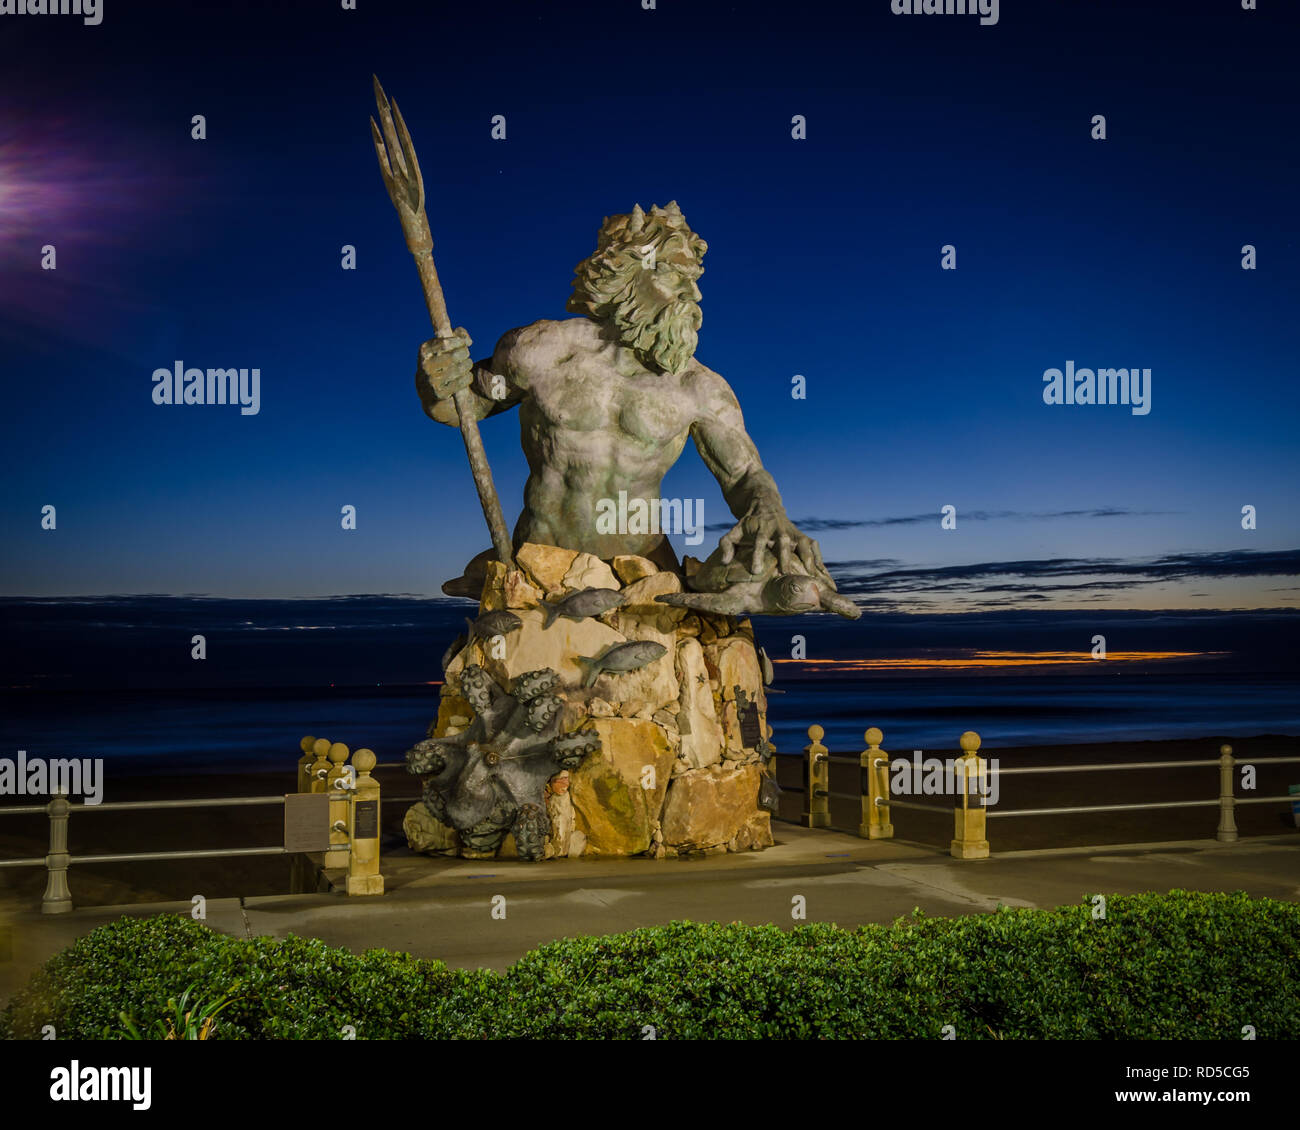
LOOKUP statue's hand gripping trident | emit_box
[370,76,515,569]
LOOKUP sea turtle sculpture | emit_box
[655,543,861,620]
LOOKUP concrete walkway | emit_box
[3,825,1299,1004]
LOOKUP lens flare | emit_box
[0,114,185,347]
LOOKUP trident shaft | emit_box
[370,75,514,569]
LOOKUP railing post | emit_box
[802,724,830,828]
[346,749,384,896]
[860,727,892,839]
[1216,743,1238,843]
[950,730,989,860]
[42,792,73,914]
[309,738,332,793]
[326,742,352,868]
[297,735,318,793]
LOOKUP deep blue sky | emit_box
[1,0,1297,611]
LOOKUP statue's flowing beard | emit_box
[613,296,702,375]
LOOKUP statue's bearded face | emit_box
[614,252,703,375]
[567,203,708,376]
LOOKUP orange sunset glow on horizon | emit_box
[773,650,1224,672]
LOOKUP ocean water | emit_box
[765,671,1300,756]
[2,673,1297,776]
[2,597,1297,772]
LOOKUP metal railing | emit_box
[0,793,295,913]
[792,726,1300,858]
[0,737,420,912]
[4,728,1295,909]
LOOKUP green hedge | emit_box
[3,890,1297,1039]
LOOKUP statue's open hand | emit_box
[416,329,474,413]
[719,500,831,586]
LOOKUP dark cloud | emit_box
[706,507,1176,533]
[823,548,1300,602]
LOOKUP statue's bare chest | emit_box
[526,349,691,446]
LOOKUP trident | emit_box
[370,75,515,569]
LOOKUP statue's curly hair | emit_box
[567,201,707,321]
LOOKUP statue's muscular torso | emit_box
[475,317,732,558]
[422,312,832,599]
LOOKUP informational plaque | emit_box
[354,799,379,840]
[283,792,330,852]
[740,708,763,750]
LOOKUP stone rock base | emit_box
[661,764,770,853]
[405,543,777,859]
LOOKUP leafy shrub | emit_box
[3,890,1296,1039]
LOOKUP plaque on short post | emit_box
[284,792,330,853]
[354,799,379,840]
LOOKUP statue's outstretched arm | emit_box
[689,368,829,582]
[691,395,775,512]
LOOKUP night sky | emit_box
[2,0,1297,614]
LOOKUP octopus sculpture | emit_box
[405,664,600,861]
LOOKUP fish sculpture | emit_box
[575,640,668,688]
[541,586,626,629]
[465,609,523,642]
